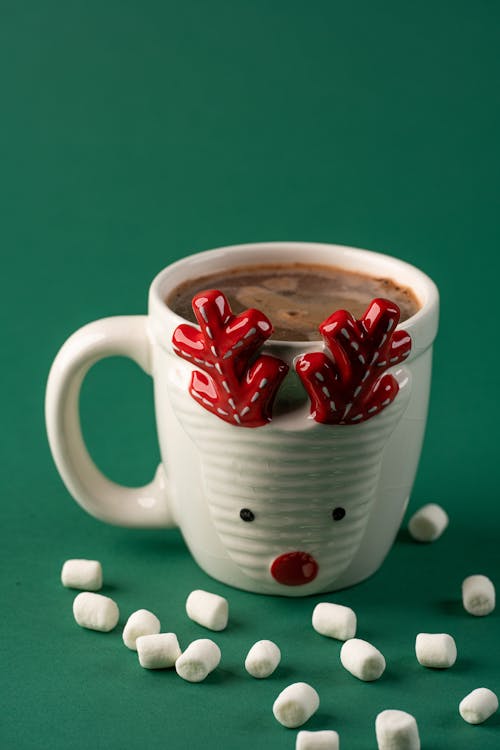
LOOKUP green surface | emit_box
[1,1,499,748]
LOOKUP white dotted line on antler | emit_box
[314,372,337,413]
[342,391,394,424]
[172,346,216,370]
[221,326,258,360]
[189,368,271,424]
[370,316,402,364]
[237,377,269,423]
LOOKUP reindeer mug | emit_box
[45,242,439,596]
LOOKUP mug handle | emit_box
[45,316,176,528]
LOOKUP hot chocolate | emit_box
[167,262,420,341]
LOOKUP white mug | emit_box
[45,242,439,596]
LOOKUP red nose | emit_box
[270,551,319,586]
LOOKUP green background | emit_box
[1,1,499,748]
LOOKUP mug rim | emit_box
[148,241,439,357]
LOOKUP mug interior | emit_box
[149,242,439,357]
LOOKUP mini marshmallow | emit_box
[61,559,103,591]
[459,687,498,724]
[312,602,356,641]
[375,710,420,750]
[340,638,386,681]
[296,730,339,750]
[123,609,161,650]
[408,503,448,542]
[273,682,320,728]
[245,640,281,678]
[136,633,182,669]
[415,633,457,668]
[186,589,228,631]
[462,574,496,616]
[73,592,119,632]
[175,638,221,682]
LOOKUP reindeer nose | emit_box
[270,551,319,586]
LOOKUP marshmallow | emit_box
[73,592,119,632]
[186,589,228,631]
[375,710,420,750]
[245,640,281,678]
[296,730,339,749]
[340,638,386,681]
[459,687,498,725]
[312,602,356,641]
[462,574,496,616]
[123,609,161,650]
[273,682,320,728]
[175,638,221,682]
[415,633,457,668]
[61,559,103,591]
[408,503,448,542]
[136,633,182,669]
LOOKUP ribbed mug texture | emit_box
[169,377,409,590]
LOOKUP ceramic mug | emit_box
[45,242,439,596]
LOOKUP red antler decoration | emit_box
[172,290,289,427]
[295,298,411,424]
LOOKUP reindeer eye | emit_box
[240,508,255,522]
[332,507,346,521]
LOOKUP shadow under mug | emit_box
[45,242,439,596]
